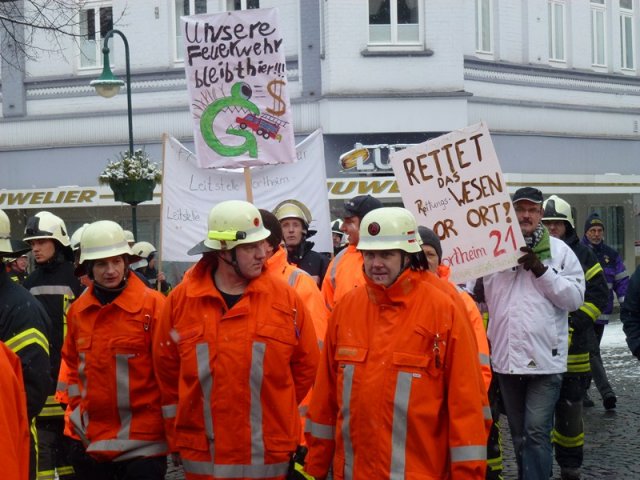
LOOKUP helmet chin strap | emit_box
[218,249,251,281]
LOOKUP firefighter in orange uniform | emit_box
[260,209,328,440]
[0,341,30,480]
[62,221,168,478]
[153,200,319,479]
[321,195,382,310]
[304,207,488,479]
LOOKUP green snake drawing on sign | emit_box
[199,82,260,158]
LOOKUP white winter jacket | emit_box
[484,236,585,375]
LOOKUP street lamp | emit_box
[90,29,139,237]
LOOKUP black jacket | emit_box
[0,269,51,418]
[564,229,609,372]
[287,240,329,286]
[23,253,83,405]
[621,265,640,358]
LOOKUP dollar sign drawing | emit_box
[266,79,286,116]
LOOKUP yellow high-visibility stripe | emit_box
[579,302,601,321]
[584,263,603,281]
[552,429,584,448]
[5,328,49,355]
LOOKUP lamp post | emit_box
[90,29,140,238]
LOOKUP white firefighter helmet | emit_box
[542,195,574,227]
[70,223,90,252]
[188,200,271,255]
[131,241,156,259]
[23,211,71,247]
[273,199,312,226]
[123,230,136,244]
[357,207,421,254]
[0,209,30,257]
[79,220,133,264]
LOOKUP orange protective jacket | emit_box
[152,255,320,480]
[321,245,365,311]
[306,269,489,479]
[0,341,29,480]
[55,358,80,440]
[438,265,492,391]
[62,274,168,462]
[265,247,328,441]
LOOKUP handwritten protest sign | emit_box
[389,122,525,283]
[182,8,296,169]
[161,130,331,262]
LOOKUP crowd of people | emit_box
[0,187,636,480]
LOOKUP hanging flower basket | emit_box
[99,149,161,206]
[109,179,156,205]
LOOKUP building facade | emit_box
[1,0,640,267]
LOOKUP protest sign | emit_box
[161,130,331,262]
[182,8,296,169]
[389,122,525,283]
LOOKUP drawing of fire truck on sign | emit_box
[236,113,287,142]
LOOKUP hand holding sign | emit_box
[390,122,526,284]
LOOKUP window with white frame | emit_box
[175,0,208,60]
[226,0,260,10]
[368,0,421,45]
[620,0,635,69]
[548,1,566,62]
[591,0,606,66]
[475,0,493,53]
[79,4,113,68]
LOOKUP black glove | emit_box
[518,246,547,278]
[287,446,314,480]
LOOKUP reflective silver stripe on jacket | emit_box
[87,439,168,460]
[305,418,335,440]
[182,459,289,478]
[67,383,80,398]
[29,285,75,297]
[78,351,89,434]
[330,249,348,290]
[483,405,492,421]
[450,445,487,462]
[115,353,134,439]
[288,270,301,287]
[196,342,215,463]
[69,405,90,446]
[250,342,266,464]
[479,352,490,366]
[341,364,355,480]
[161,404,177,419]
[390,372,413,480]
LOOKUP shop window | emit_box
[79,5,113,69]
[548,0,566,62]
[175,0,208,61]
[368,0,421,45]
[620,0,635,70]
[591,0,607,66]
[475,0,493,54]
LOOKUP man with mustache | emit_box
[481,187,585,480]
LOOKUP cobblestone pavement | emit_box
[501,319,639,479]
[165,319,639,479]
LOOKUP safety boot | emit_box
[603,391,617,410]
[560,467,581,480]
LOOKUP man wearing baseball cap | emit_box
[480,187,585,480]
[321,194,382,310]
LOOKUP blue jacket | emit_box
[581,238,629,323]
